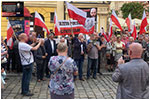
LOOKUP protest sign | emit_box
[55,20,94,35]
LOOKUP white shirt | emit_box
[49,39,54,53]
[18,42,34,65]
[81,44,83,52]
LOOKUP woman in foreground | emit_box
[48,43,78,99]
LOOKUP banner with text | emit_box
[55,20,94,35]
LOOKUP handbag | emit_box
[1,57,7,64]
[48,57,69,88]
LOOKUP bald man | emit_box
[90,8,96,17]
[18,33,42,96]
[112,43,149,99]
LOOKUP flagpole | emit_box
[13,32,19,41]
[67,14,74,37]
[69,18,74,37]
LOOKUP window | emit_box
[50,12,54,23]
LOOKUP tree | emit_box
[121,2,145,19]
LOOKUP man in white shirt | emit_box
[44,33,57,78]
[18,33,42,96]
[50,38,54,54]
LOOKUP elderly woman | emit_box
[48,43,78,99]
[114,36,125,62]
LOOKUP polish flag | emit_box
[131,21,137,40]
[54,10,60,35]
[139,10,148,34]
[66,2,87,26]
[125,13,132,32]
[144,27,147,33]
[111,10,123,31]
[108,19,113,41]
[7,21,14,49]
[34,11,50,35]
[101,27,109,42]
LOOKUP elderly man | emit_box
[34,39,47,82]
[18,33,42,96]
[72,33,86,81]
[44,33,57,78]
[90,8,96,17]
[126,37,134,50]
[112,43,149,99]
[87,34,105,79]
[27,31,37,45]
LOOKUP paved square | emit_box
[2,73,117,99]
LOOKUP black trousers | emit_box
[7,52,16,71]
[50,91,74,99]
[15,52,22,73]
[45,59,50,76]
[36,60,46,80]
[97,53,101,73]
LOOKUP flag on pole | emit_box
[125,13,132,32]
[139,10,148,34]
[34,11,50,35]
[101,27,109,42]
[7,21,14,49]
[108,19,113,41]
[131,21,137,40]
[144,27,147,33]
[54,10,60,35]
[111,10,123,31]
[66,2,87,26]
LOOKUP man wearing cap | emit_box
[44,32,57,78]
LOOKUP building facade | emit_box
[1,1,110,37]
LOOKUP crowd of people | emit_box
[1,29,149,98]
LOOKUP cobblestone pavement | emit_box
[2,73,118,99]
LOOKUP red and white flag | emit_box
[66,2,87,26]
[7,21,14,49]
[34,11,50,35]
[108,19,113,41]
[131,21,137,40]
[101,27,109,42]
[139,10,148,34]
[125,13,132,32]
[111,10,123,31]
[54,10,60,35]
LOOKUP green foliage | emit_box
[121,2,145,19]
[108,10,119,16]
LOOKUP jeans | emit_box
[87,57,98,78]
[74,57,84,79]
[21,63,33,94]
